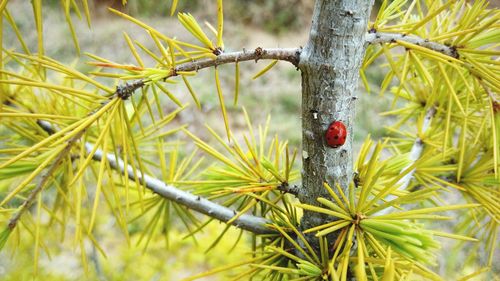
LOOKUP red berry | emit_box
[325,121,347,148]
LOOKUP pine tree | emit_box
[0,0,498,280]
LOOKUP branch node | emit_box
[116,80,145,100]
[277,183,301,197]
[213,47,223,56]
[449,46,459,59]
[254,47,265,62]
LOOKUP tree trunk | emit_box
[298,1,373,233]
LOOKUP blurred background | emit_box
[2,0,498,280]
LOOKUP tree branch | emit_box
[102,48,300,99]
[365,32,458,58]
[6,49,289,235]
[366,32,499,110]
[36,120,276,235]
[86,142,275,234]
[169,47,301,77]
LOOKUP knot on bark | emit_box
[116,80,145,100]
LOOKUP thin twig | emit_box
[101,48,300,101]
[170,47,301,77]
[478,80,500,113]
[366,32,458,58]
[366,33,497,110]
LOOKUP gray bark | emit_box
[86,142,275,234]
[298,0,373,232]
[33,120,276,235]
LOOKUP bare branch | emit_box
[35,120,276,235]
[366,32,458,58]
[170,47,301,77]
[108,48,301,101]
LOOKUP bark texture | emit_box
[299,1,373,231]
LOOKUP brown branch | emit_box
[170,47,301,77]
[365,32,458,58]
[106,48,301,101]
[478,79,500,113]
[366,32,499,116]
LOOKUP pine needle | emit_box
[215,68,231,141]
[170,0,178,16]
[252,60,278,80]
[216,0,224,49]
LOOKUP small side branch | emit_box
[106,48,301,99]
[115,80,145,100]
[5,98,118,231]
[478,80,500,113]
[366,32,458,58]
[171,47,301,76]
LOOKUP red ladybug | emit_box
[325,121,347,148]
